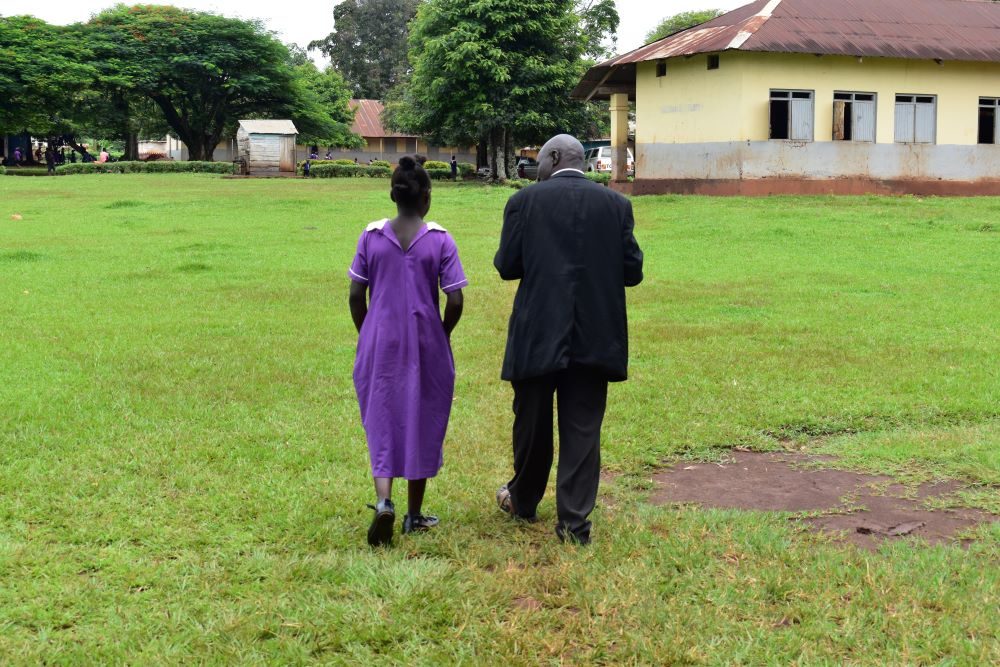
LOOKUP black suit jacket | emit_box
[494,170,644,382]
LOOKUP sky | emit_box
[1,0,750,62]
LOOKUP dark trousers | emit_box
[507,367,608,543]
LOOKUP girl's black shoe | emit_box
[366,498,395,547]
[402,513,439,534]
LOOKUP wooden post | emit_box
[610,92,629,182]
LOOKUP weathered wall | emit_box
[640,141,1000,181]
[636,52,1000,147]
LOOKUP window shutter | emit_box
[853,101,876,142]
[895,103,915,143]
[833,101,847,140]
[914,104,936,144]
[790,99,814,141]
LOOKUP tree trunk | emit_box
[63,136,94,162]
[504,128,515,179]
[123,131,139,161]
[490,126,508,182]
[477,133,488,169]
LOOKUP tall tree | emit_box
[387,0,613,180]
[0,17,96,138]
[309,0,420,100]
[88,5,354,160]
[645,9,724,44]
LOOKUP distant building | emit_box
[326,99,477,165]
[574,0,1000,195]
[236,120,298,175]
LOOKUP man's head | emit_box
[536,134,585,181]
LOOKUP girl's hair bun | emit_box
[398,155,417,170]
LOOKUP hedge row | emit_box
[56,161,236,175]
[0,165,5,176]
[306,164,464,180]
[310,164,393,178]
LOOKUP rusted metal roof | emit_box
[238,120,298,135]
[573,0,1000,100]
[349,99,416,139]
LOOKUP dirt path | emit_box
[649,451,997,549]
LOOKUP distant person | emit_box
[348,155,468,547]
[325,149,334,160]
[414,154,428,166]
[494,134,643,546]
[58,148,66,164]
[354,157,359,164]
[450,155,458,180]
[69,151,77,164]
[309,150,319,160]
[98,148,109,163]
[34,146,42,162]
[13,147,22,165]
[302,159,311,177]
[45,148,55,175]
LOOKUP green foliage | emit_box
[423,160,450,170]
[576,0,620,59]
[310,164,391,178]
[0,17,96,135]
[290,63,363,149]
[333,159,361,166]
[55,161,235,175]
[87,6,353,160]
[387,0,619,180]
[458,162,476,175]
[585,171,611,185]
[645,9,724,43]
[425,168,454,180]
[309,0,420,100]
[0,166,5,176]
[370,160,392,168]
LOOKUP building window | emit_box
[833,92,876,142]
[707,54,720,70]
[895,95,936,144]
[979,98,999,144]
[656,60,667,77]
[770,90,814,141]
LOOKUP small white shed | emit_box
[236,120,298,175]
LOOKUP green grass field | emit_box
[1,175,998,663]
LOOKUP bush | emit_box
[423,160,450,170]
[425,168,455,181]
[332,159,358,166]
[0,165,5,176]
[55,161,235,175]
[458,162,476,176]
[310,164,391,179]
[506,178,535,190]
[370,160,391,169]
[585,171,611,186]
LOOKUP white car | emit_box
[585,146,634,175]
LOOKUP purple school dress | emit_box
[349,220,468,480]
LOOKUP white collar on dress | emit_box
[365,219,447,232]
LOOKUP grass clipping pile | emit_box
[650,451,997,549]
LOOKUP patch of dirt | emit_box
[650,451,997,549]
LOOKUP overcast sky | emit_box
[2,0,749,62]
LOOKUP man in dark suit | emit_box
[494,134,644,544]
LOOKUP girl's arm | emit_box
[442,289,463,338]
[349,281,368,333]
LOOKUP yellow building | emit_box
[573,0,1000,195]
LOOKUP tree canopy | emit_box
[386,0,617,179]
[645,9,724,44]
[309,0,420,101]
[0,17,96,137]
[1,7,359,161]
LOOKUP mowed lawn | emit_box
[1,174,998,663]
